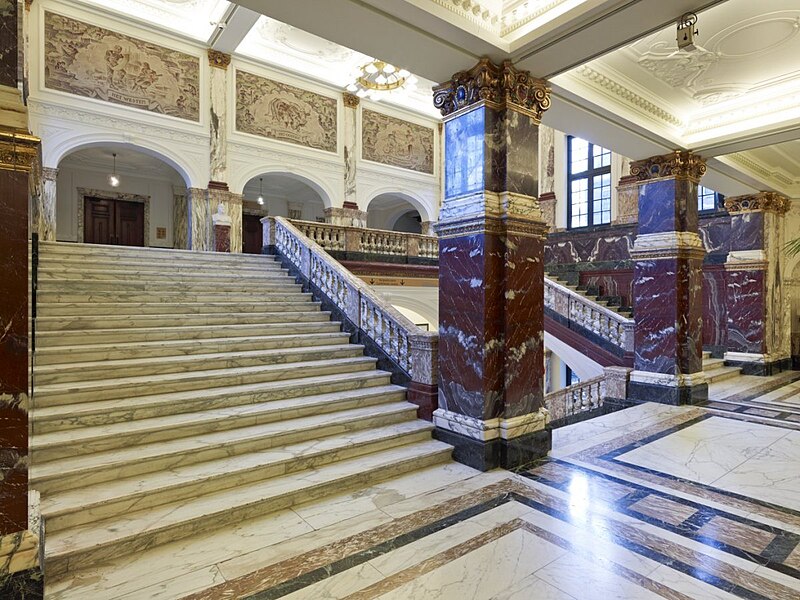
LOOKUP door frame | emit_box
[77,187,150,246]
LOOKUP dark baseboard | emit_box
[627,381,708,406]
[432,427,551,471]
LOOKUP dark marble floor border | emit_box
[523,458,800,577]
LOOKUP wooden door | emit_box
[83,197,145,246]
[115,200,145,247]
[84,198,114,245]
[242,214,263,254]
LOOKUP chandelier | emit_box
[346,60,416,100]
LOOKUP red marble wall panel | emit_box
[726,268,766,354]
[702,266,727,349]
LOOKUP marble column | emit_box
[208,50,230,185]
[431,59,551,471]
[187,186,211,251]
[173,188,189,250]
[723,192,792,375]
[343,93,358,210]
[628,151,707,405]
[34,166,57,241]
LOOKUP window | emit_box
[698,185,722,212]
[568,136,611,228]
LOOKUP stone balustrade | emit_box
[288,219,438,261]
[544,278,634,355]
[545,366,630,427]
[265,217,439,400]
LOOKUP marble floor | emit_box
[47,378,800,600]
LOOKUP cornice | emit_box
[724,191,791,215]
[726,152,799,192]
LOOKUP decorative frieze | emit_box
[361,109,434,174]
[724,191,790,215]
[630,150,706,182]
[432,58,550,122]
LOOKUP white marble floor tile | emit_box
[112,565,225,600]
[615,416,790,485]
[374,529,565,600]
[489,573,577,599]
[282,562,385,600]
[646,564,741,600]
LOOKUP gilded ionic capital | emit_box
[207,49,231,70]
[724,191,790,215]
[630,150,706,182]
[342,93,360,109]
[432,58,550,122]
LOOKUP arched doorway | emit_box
[367,193,427,233]
[55,146,187,248]
[240,172,329,253]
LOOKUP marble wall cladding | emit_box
[43,12,200,121]
[616,180,639,225]
[0,0,16,87]
[579,270,634,306]
[444,107,485,199]
[545,225,635,265]
[702,266,728,349]
[438,232,504,421]
[498,109,538,197]
[0,170,29,535]
[36,168,57,242]
[235,70,336,153]
[726,268,766,354]
[173,193,188,249]
[187,187,210,251]
[729,212,764,252]
[633,258,704,375]
[699,214,732,258]
[637,179,698,234]
[538,125,555,195]
[209,65,228,183]
[361,109,434,174]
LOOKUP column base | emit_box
[406,382,437,421]
[628,381,708,405]
[432,427,551,472]
[724,352,793,376]
[0,567,44,600]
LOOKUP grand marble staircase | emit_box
[31,241,451,580]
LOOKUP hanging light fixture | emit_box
[108,152,120,188]
[257,177,264,205]
[346,60,416,101]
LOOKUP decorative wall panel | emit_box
[362,109,433,174]
[235,70,337,152]
[43,12,200,121]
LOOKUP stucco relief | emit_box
[235,70,337,153]
[43,12,200,121]
[361,109,434,174]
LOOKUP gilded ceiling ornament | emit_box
[724,192,791,214]
[208,50,231,70]
[629,150,706,181]
[432,58,550,122]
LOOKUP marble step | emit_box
[36,290,309,304]
[44,439,451,578]
[38,268,292,284]
[32,401,418,494]
[32,370,392,433]
[34,356,378,406]
[41,419,430,533]
[32,384,406,462]
[702,358,725,370]
[36,320,343,347]
[35,343,363,385]
[38,278,298,293]
[704,366,742,384]
[34,331,350,365]
[39,241,276,264]
[38,300,319,317]
[36,310,329,332]
[39,256,284,273]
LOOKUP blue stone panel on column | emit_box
[729,212,764,252]
[638,179,677,234]
[445,107,485,200]
[504,110,539,197]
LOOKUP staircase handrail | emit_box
[544,277,634,353]
[544,366,630,426]
[268,216,438,388]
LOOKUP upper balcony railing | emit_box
[264,217,438,391]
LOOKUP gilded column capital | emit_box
[724,191,790,215]
[0,131,41,172]
[207,49,231,70]
[630,150,706,182]
[41,166,59,181]
[432,58,550,122]
[342,93,360,109]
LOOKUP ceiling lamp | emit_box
[346,60,416,100]
[257,177,264,205]
[108,152,120,188]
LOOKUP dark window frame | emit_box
[567,136,612,229]
[698,185,723,213]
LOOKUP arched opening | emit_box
[55,146,187,248]
[240,172,328,253]
[367,193,426,233]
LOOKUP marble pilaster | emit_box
[173,189,189,250]
[33,166,57,241]
[628,151,707,405]
[343,93,358,208]
[615,174,639,225]
[187,187,211,251]
[432,59,551,470]
[723,192,792,374]
[208,50,230,184]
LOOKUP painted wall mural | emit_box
[43,12,200,121]
[235,70,337,153]
[362,109,434,174]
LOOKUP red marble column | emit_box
[432,59,551,470]
[723,192,792,375]
[628,152,708,405]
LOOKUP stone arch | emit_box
[232,166,335,209]
[365,189,432,223]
